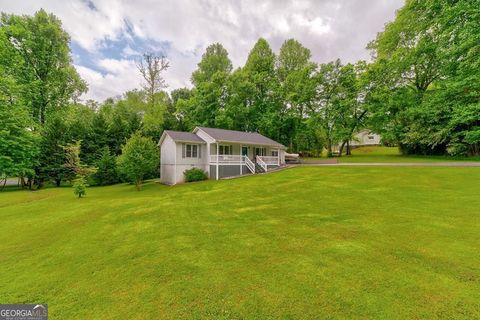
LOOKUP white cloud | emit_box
[122,45,140,57]
[75,61,142,101]
[0,0,405,101]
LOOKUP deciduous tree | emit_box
[117,133,159,190]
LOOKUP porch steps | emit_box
[255,163,266,173]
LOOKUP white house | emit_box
[350,129,381,146]
[331,129,381,153]
[159,127,287,185]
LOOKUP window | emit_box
[219,145,233,155]
[368,136,375,140]
[271,150,278,157]
[192,145,198,157]
[242,146,248,156]
[185,144,199,158]
[255,147,266,156]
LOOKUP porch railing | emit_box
[209,155,244,164]
[258,156,279,165]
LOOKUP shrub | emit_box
[73,176,87,198]
[184,168,208,182]
[117,133,159,190]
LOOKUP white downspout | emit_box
[216,142,219,180]
[174,142,177,184]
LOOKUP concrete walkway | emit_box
[296,162,480,167]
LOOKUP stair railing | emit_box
[244,156,255,173]
[256,156,268,172]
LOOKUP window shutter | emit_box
[198,145,201,158]
[230,145,233,155]
[182,144,185,158]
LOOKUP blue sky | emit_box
[0,0,404,101]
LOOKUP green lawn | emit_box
[1,167,479,319]
[302,146,480,163]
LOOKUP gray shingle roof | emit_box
[164,130,206,143]
[196,127,285,148]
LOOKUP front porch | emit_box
[208,143,282,180]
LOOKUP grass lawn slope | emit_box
[0,166,479,319]
[336,146,480,163]
[302,146,480,163]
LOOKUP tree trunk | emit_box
[338,140,347,157]
[346,141,351,155]
[55,179,61,187]
[20,176,26,189]
[135,179,142,191]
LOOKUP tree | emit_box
[311,60,368,156]
[136,53,170,139]
[0,97,38,185]
[117,133,159,190]
[226,38,279,134]
[73,176,87,198]
[92,147,119,186]
[64,140,96,178]
[189,43,232,127]
[0,39,39,186]
[335,61,369,156]
[102,97,142,155]
[276,39,317,151]
[0,9,86,125]
[36,113,72,187]
[367,0,479,156]
[65,141,95,197]
[170,88,193,131]
[82,111,109,164]
[137,53,169,105]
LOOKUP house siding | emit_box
[160,135,176,185]
[160,135,209,184]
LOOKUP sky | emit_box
[0,0,405,102]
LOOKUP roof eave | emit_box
[158,131,168,146]
[216,140,286,148]
[174,139,206,144]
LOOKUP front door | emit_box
[242,146,248,157]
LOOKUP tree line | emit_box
[1,0,478,189]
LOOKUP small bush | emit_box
[184,168,208,182]
[73,176,87,198]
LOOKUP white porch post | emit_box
[240,144,243,175]
[216,142,219,180]
[277,148,280,166]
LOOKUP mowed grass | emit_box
[302,146,480,163]
[0,166,479,319]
